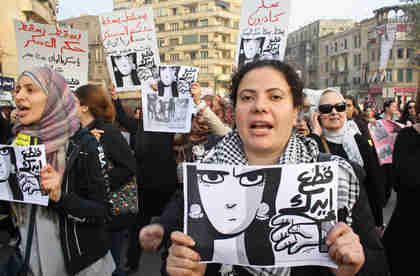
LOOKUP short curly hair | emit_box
[229,59,304,109]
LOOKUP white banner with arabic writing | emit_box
[0,145,49,206]
[235,0,292,68]
[184,162,338,268]
[14,20,88,91]
[377,24,397,82]
[99,7,160,92]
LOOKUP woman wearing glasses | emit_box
[310,89,387,234]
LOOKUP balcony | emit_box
[21,0,55,23]
[156,24,238,36]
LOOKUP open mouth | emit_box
[228,218,237,222]
[250,122,273,130]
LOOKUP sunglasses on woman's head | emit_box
[318,102,346,114]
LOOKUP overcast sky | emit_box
[58,0,403,31]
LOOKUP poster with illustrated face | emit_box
[99,7,160,91]
[236,0,292,68]
[0,145,49,206]
[184,162,338,268]
[142,65,198,133]
[14,20,88,91]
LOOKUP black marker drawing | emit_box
[0,145,48,205]
[0,147,23,201]
[158,66,180,98]
[186,164,281,265]
[238,36,265,68]
[185,162,338,268]
[111,52,141,88]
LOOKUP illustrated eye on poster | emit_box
[142,65,198,133]
[183,162,338,268]
[0,145,49,206]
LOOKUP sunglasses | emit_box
[318,102,346,114]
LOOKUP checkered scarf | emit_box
[200,130,359,276]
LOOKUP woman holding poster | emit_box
[140,60,375,276]
[8,67,114,276]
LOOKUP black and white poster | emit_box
[142,65,198,133]
[0,145,48,206]
[236,0,292,68]
[184,162,338,268]
[99,7,160,92]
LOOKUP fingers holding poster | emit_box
[14,20,88,91]
[99,7,160,92]
[184,162,338,268]
[236,0,292,68]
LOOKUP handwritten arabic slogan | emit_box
[99,7,160,92]
[368,120,405,166]
[14,20,88,91]
[236,0,292,68]
[0,145,49,206]
[184,162,338,268]
[142,65,198,133]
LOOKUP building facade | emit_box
[115,0,241,96]
[0,0,57,80]
[364,5,419,106]
[285,19,356,89]
[319,25,363,95]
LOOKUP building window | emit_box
[144,0,152,4]
[344,39,348,49]
[189,51,197,60]
[406,69,413,82]
[325,62,329,73]
[407,48,414,59]
[334,42,338,52]
[325,46,329,56]
[170,54,180,61]
[371,51,375,61]
[200,35,208,43]
[201,82,209,87]
[397,48,404,59]
[170,23,179,31]
[389,49,393,59]
[158,39,165,47]
[201,65,208,73]
[200,19,208,27]
[200,3,208,11]
[156,24,165,32]
[325,79,329,87]
[169,38,179,46]
[386,69,393,82]
[183,34,198,44]
[397,69,404,82]
[201,51,209,59]
[160,54,165,62]
[172,8,177,15]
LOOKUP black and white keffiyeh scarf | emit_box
[200,130,360,276]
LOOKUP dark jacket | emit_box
[158,153,389,276]
[113,98,178,216]
[50,127,111,275]
[0,115,12,144]
[86,119,137,231]
[309,133,387,226]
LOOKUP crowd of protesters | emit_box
[0,59,419,276]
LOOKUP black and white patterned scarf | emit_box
[200,130,360,276]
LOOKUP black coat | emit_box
[50,127,111,274]
[0,115,12,144]
[382,127,420,275]
[309,133,387,226]
[113,99,178,216]
[86,120,137,231]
